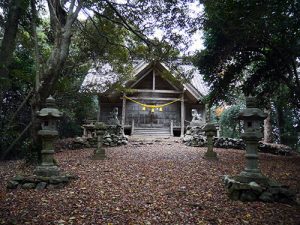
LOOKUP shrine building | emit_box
[81,60,208,136]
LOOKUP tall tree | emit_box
[0,0,29,81]
[1,0,200,159]
[0,0,29,137]
[194,0,300,108]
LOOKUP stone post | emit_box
[35,96,63,177]
[236,96,268,185]
[93,122,107,160]
[203,123,217,159]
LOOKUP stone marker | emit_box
[35,96,63,177]
[7,97,77,190]
[203,123,218,159]
[223,96,296,203]
[93,122,107,159]
[236,96,268,184]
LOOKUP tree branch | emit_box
[31,0,41,92]
[1,122,32,160]
[6,88,34,129]
[76,17,135,59]
[47,0,60,29]
[291,58,300,88]
[104,0,152,47]
[69,0,76,13]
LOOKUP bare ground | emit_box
[0,138,300,225]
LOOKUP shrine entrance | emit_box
[126,100,181,129]
[138,106,164,128]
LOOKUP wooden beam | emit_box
[181,94,185,137]
[125,96,180,101]
[131,89,182,94]
[129,68,152,88]
[155,67,181,91]
[121,93,126,126]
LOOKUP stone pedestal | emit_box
[236,136,268,185]
[92,122,107,160]
[203,123,218,160]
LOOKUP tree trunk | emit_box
[0,0,28,80]
[0,0,28,126]
[263,108,273,143]
[276,104,285,144]
[29,0,81,156]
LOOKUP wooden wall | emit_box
[125,101,181,127]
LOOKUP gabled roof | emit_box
[81,62,119,93]
[81,60,209,101]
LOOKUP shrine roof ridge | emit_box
[80,60,209,99]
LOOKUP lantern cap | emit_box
[37,96,63,118]
[245,96,257,108]
[46,95,56,107]
[203,123,217,132]
[238,96,267,120]
[95,122,107,130]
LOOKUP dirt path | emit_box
[0,141,300,224]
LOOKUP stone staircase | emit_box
[132,127,172,136]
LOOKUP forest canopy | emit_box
[0,0,202,159]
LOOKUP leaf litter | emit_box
[0,139,299,224]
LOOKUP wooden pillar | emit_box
[131,119,135,135]
[203,104,208,123]
[97,95,101,122]
[122,93,126,126]
[181,94,185,137]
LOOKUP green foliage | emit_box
[0,0,201,160]
[219,104,244,139]
[0,39,34,159]
[270,85,300,148]
[194,0,300,108]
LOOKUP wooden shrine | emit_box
[81,61,208,136]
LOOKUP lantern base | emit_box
[35,165,60,177]
[203,150,218,160]
[92,149,106,160]
[236,171,269,186]
[224,175,295,203]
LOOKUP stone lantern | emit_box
[93,122,107,159]
[203,123,217,159]
[237,96,268,184]
[35,96,63,177]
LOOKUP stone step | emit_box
[134,128,170,130]
[133,133,170,136]
[134,129,170,132]
[132,128,171,136]
[134,131,170,134]
[134,133,170,136]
